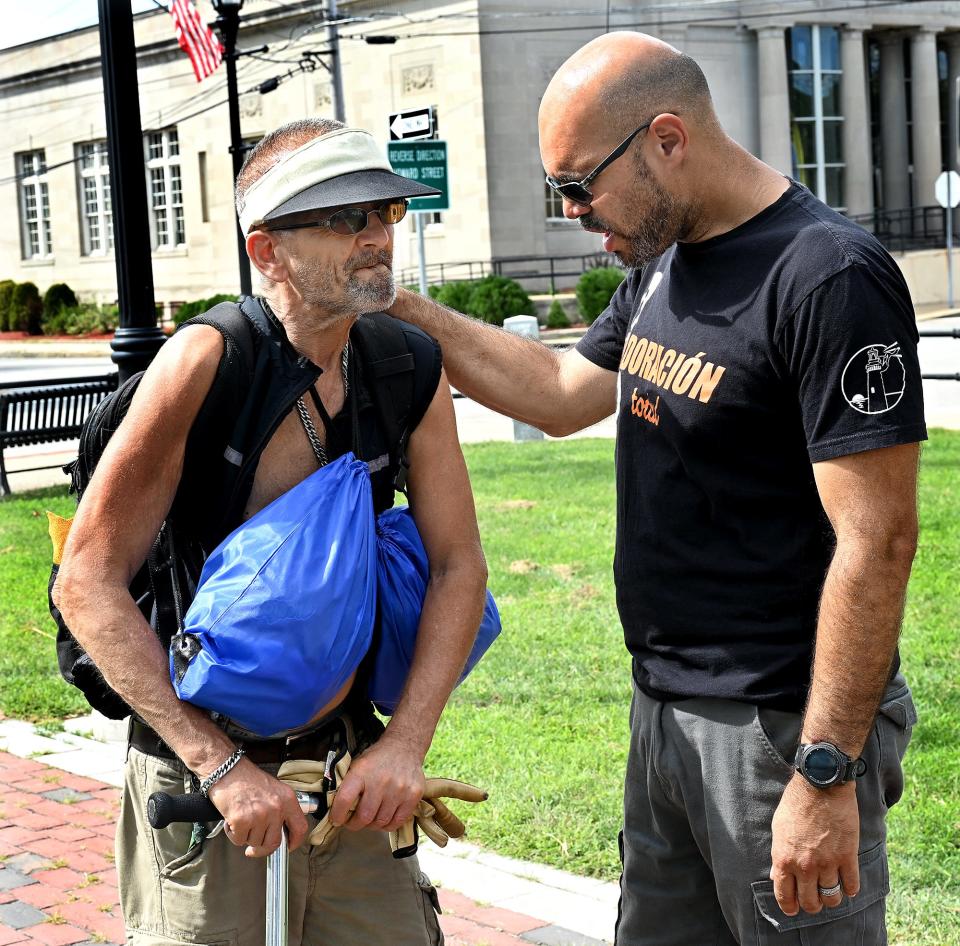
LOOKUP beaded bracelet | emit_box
[198,747,245,797]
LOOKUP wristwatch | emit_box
[794,742,867,788]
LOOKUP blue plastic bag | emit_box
[370,505,501,715]
[171,453,376,737]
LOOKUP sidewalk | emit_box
[0,718,616,946]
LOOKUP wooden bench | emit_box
[0,373,118,496]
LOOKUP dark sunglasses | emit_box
[545,120,653,206]
[265,198,408,235]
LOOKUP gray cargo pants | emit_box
[616,674,916,945]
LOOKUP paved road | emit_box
[1,322,957,493]
[0,357,113,384]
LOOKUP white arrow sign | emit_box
[388,107,435,141]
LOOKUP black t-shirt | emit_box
[576,182,927,710]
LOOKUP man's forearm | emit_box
[58,580,236,774]
[802,535,915,756]
[389,287,564,428]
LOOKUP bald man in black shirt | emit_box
[390,32,923,946]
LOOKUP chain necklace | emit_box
[295,343,349,467]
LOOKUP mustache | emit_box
[579,213,612,232]
[348,250,393,272]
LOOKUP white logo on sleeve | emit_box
[841,343,905,414]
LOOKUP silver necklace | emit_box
[295,344,349,467]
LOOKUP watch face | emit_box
[804,746,840,785]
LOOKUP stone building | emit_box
[1,0,958,315]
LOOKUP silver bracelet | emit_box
[198,747,245,797]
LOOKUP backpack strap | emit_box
[178,302,256,386]
[351,313,440,493]
[170,302,258,545]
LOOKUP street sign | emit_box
[387,140,449,212]
[389,106,436,141]
[935,170,960,209]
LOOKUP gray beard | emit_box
[345,266,396,311]
[293,249,396,315]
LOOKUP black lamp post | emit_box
[98,0,166,381]
[212,0,252,297]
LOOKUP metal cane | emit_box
[148,790,324,946]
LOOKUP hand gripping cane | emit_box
[148,790,324,946]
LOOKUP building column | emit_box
[945,33,960,172]
[756,26,793,174]
[945,33,960,231]
[840,27,873,216]
[878,32,910,211]
[911,27,943,207]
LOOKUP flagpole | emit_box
[214,0,253,297]
[98,0,165,382]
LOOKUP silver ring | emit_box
[817,881,843,898]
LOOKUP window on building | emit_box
[16,150,52,260]
[76,142,113,255]
[788,25,845,210]
[545,180,566,220]
[145,128,185,249]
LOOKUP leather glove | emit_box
[390,777,488,859]
[277,751,354,849]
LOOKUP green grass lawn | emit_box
[1,433,957,944]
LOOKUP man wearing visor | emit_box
[54,118,488,945]
[388,32,925,946]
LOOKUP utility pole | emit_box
[213,0,252,296]
[97,0,166,382]
[327,0,346,122]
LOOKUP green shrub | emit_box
[466,275,535,327]
[11,282,43,335]
[173,293,239,327]
[42,282,78,322]
[546,298,570,329]
[0,280,15,332]
[41,303,119,337]
[576,266,625,325]
[433,280,476,314]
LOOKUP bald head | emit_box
[540,32,716,143]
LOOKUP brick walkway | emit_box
[0,751,560,946]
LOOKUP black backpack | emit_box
[49,302,438,719]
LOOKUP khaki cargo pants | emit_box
[117,746,443,946]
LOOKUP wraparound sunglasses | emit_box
[264,198,409,235]
[545,120,653,207]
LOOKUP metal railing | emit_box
[397,251,618,293]
[399,206,958,291]
[848,205,953,254]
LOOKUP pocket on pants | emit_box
[753,706,802,778]
[875,687,917,811]
[417,872,444,946]
[751,841,888,944]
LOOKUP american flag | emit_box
[169,0,224,82]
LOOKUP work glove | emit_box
[277,751,354,849]
[390,777,489,859]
